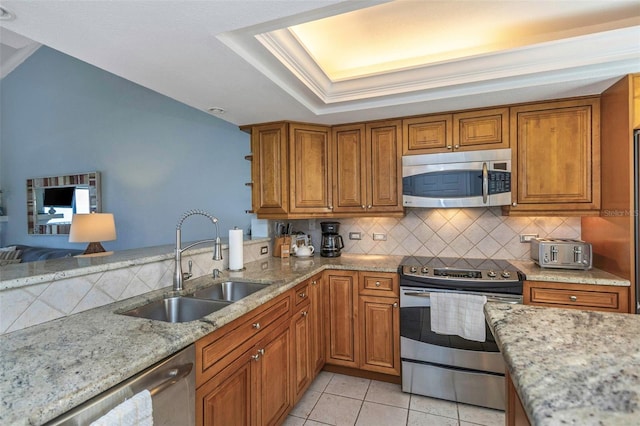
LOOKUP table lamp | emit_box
[69,213,116,255]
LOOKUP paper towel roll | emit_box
[229,228,244,271]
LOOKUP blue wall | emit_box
[0,46,252,250]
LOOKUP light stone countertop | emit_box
[0,253,630,425]
[485,303,640,425]
[0,254,403,426]
[510,260,630,286]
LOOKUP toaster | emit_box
[530,238,592,270]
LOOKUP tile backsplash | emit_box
[0,240,269,334]
[295,207,581,260]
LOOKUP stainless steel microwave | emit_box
[402,148,512,208]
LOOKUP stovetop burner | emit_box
[398,256,525,294]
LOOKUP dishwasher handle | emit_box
[148,363,193,397]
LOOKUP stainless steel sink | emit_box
[191,281,269,302]
[121,296,231,323]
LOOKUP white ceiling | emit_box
[0,0,639,127]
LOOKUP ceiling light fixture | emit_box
[207,107,226,114]
[0,6,15,20]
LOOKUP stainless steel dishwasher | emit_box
[45,344,195,426]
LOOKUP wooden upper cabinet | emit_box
[505,97,601,215]
[403,114,452,154]
[251,123,288,217]
[453,107,509,151]
[366,120,403,213]
[289,124,332,215]
[333,124,367,213]
[332,121,403,215]
[403,107,508,155]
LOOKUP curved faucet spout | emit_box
[174,210,223,291]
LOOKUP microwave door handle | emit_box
[482,162,489,204]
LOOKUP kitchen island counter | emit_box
[485,303,640,425]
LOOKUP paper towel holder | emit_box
[228,226,246,272]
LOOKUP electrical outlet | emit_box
[260,246,269,255]
[373,233,387,241]
[520,234,539,243]
[349,232,362,240]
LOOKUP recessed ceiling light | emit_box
[0,6,15,20]
[208,107,226,114]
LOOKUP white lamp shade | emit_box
[69,213,116,243]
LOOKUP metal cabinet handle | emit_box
[301,311,308,317]
[362,205,366,209]
[569,296,578,302]
[329,205,334,210]
[447,145,453,150]
[252,322,260,329]
[512,202,518,207]
[375,281,381,287]
[311,280,317,285]
[367,205,372,209]
[251,348,265,361]
[454,144,460,149]
[299,292,306,298]
[393,302,398,308]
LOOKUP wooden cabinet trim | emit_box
[403,113,453,154]
[453,107,509,150]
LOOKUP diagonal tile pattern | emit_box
[299,207,581,260]
[284,372,505,426]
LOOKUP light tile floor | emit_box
[283,372,505,426]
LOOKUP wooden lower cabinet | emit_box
[359,295,400,375]
[196,321,291,426]
[308,273,325,375]
[291,301,312,403]
[524,280,630,313]
[506,371,531,426]
[197,349,253,426]
[325,270,360,367]
[325,270,401,377]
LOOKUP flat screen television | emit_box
[43,187,75,207]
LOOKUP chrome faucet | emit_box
[174,209,223,291]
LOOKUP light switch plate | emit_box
[349,232,362,240]
[373,233,387,241]
[260,246,269,255]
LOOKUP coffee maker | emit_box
[320,221,344,257]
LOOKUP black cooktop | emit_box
[398,256,525,294]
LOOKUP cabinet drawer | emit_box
[524,281,629,313]
[294,281,310,307]
[197,293,291,385]
[359,272,398,297]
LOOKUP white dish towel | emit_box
[90,389,153,426]
[430,292,488,342]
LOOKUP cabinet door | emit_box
[289,124,332,214]
[366,120,403,213]
[291,304,311,403]
[251,123,289,217]
[453,107,509,151]
[324,270,359,367]
[333,124,367,213]
[309,274,325,376]
[197,349,254,426]
[255,322,292,426]
[508,98,600,214]
[403,114,453,154]
[358,295,400,376]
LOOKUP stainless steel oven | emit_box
[399,257,523,410]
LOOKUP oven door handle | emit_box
[402,291,521,304]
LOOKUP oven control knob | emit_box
[421,266,429,274]
[410,266,417,273]
[487,270,497,278]
[501,271,511,278]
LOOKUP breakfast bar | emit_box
[485,303,640,425]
